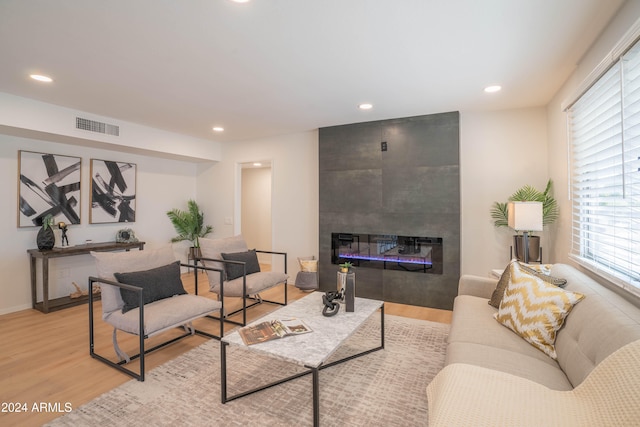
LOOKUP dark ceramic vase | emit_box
[37,227,55,250]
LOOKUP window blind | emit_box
[568,39,640,295]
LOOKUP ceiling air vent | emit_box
[76,117,119,136]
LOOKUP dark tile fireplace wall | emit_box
[319,112,460,310]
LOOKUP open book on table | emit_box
[238,318,312,346]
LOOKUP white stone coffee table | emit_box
[221,291,385,426]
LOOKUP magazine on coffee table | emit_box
[239,318,312,345]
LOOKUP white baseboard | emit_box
[0,303,33,316]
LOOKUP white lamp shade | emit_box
[507,201,543,232]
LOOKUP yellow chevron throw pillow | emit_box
[495,261,584,359]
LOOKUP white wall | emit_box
[197,131,319,278]
[0,92,222,162]
[0,135,199,314]
[460,108,549,276]
[546,1,640,266]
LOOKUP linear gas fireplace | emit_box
[332,233,443,274]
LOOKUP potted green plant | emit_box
[339,261,353,273]
[166,200,213,260]
[490,179,559,262]
[36,214,55,250]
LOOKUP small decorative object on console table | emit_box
[116,228,138,243]
[36,214,55,250]
[58,222,69,246]
[27,240,145,313]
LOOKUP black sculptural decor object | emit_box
[116,228,139,243]
[322,291,342,317]
[36,215,55,250]
[58,222,69,246]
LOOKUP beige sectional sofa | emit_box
[427,263,640,426]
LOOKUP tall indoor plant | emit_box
[490,179,559,262]
[166,200,213,259]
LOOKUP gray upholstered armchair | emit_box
[89,245,223,381]
[198,235,288,326]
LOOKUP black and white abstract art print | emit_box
[90,159,136,223]
[18,151,82,227]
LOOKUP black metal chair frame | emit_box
[195,250,288,326]
[88,262,225,382]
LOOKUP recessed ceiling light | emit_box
[359,103,373,110]
[213,126,224,132]
[30,74,53,83]
[231,0,250,3]
[253,162,262,167]
[484,85,502,93]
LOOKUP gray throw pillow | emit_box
[221,249,261,280]
[489,263,513,308]
[114,261,186,313]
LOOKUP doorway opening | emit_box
[239,161,273,266]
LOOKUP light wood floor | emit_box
[0,272,451,427]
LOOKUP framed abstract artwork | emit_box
[90,159,137,223]
[18,150,82,227]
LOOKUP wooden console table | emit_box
[27,241,145,313]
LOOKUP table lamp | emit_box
[507,201,543,263]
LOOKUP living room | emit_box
[1,1,640,426]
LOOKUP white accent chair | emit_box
[89,245,223,381]
[198,235,288,326]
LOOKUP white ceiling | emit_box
[0,0,626,143]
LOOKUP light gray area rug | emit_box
[47,315,449,427]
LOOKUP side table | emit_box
[27,241,145,313]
